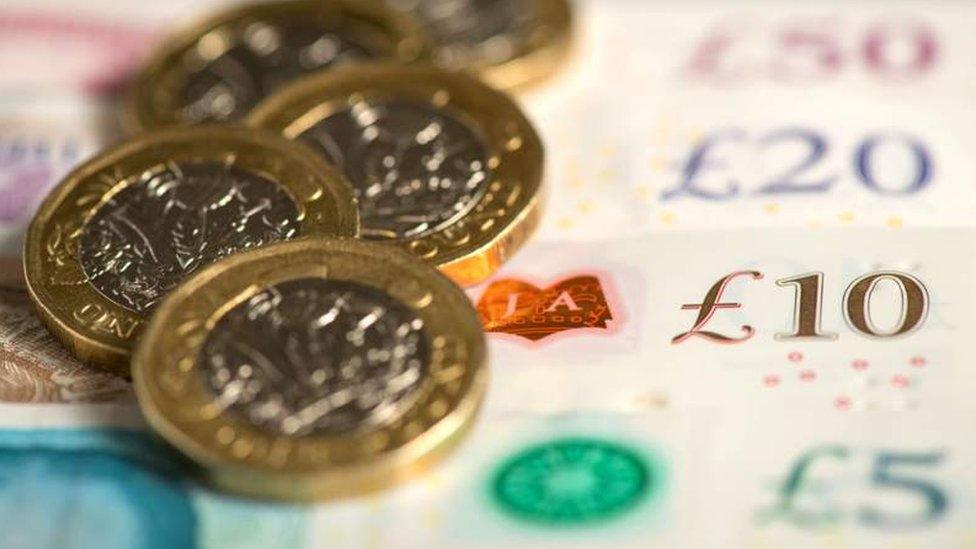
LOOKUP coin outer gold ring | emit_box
[132,238,488,501]
[24,125,359,376]
[125,0,430,133]
[448,0,575,91]
[247,63,545,286]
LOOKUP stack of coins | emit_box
[22,0,572,501]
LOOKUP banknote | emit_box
[0,426,306,549]
[3,0,976,277]
[0,0,236,286]
[306,409,719,549]
[474,228,976,415]
[0,288,128,403]
[0,409,715,549]
[2,407,974,548]
[698,408,976,548]
[0,108,106,279]
[523,0,976,240]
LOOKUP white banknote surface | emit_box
[698,408,976,548]
[1,0,975,548]
[526,0,976,240]
[476,229,976,416]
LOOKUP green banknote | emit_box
[0,410,711,549]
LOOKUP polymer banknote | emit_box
[477,229,976,416]
[3,0,976,267]
[526,0,976,239]
[0,425,306,549]
[2,226,973,547]
[2,377,972,547]
[0,404,714,549]
[700,408,976,549]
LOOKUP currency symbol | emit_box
[757,445,850,529]
[671,270,763,345]
[661,130,745,201]
[759,446,949,530]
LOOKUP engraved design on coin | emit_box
[200,278,429,437]
[181,22,371,123]
[297,99,490,240]
[387,0,537,65]
[78,162,301,314]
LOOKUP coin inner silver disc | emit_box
[199,278,429,437]
[78,161,301,314]
[297,98,491,240]
[387,0,536,65]
[180,21,372,123]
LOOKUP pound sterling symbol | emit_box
[671,270,763,345]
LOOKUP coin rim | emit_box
[132,237,488,501]
[24,125,360,375]
[428,0,575,91]
[247,62,545,286]
[124,0,431,133]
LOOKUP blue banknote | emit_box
[0,428,307,549]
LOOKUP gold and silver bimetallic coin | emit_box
[386,0,573,90]
[127,0,428,132]
[24,126,358,374]
[132,238,487,501]
[248,63,545,286]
